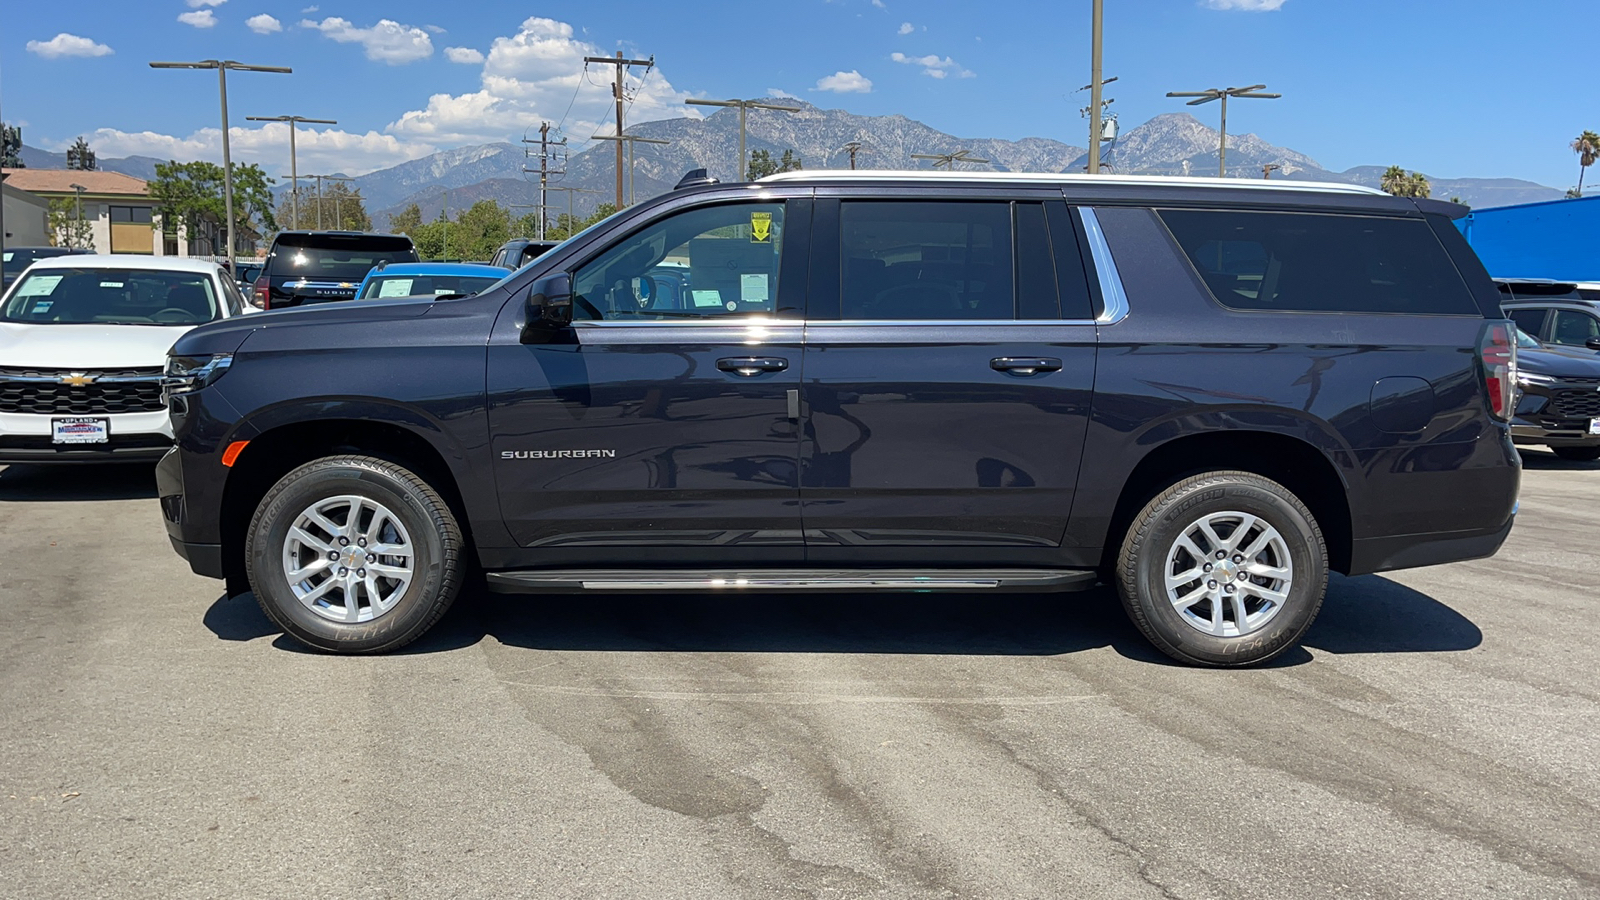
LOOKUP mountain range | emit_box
[17,106,1566,228]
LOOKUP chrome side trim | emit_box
[758,169,1389,196]
[1078,208,1130,325]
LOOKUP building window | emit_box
[109,204,156,254]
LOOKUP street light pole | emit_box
[591,134,671,205]
[911,150,990,171]
[247,114,337,230]
[151,60,291,268]
[69,183,87,249]
[1165,84,1281,177]
[685,98,802,180]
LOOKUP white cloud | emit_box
[187,0,226,6]
[65,123,435,178]
[890,52,973,79]
[871,0,886,7]
[1203,0,1288,8]
[425,24,446,34]
[815,70,872,93]
[766,87,798,99]
[444,46,484,64]
[178,9,217,27]
[26,33,113,58]
[898,21,914,34]
[300,16,434,64]
[300,4,317,10]
[387,17,697,146]
[245,13,281,33]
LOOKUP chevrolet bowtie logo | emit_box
[59,373,97,388]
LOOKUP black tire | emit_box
[245,455,464,654]
[1116,471,1328,667]
[1552,446,1600,462]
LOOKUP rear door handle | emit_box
[990,357,1063,376]
[717,357,789,376]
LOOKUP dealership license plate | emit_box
[1591,417,1600,436]
[52,417,109,444]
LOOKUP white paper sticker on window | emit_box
[691,289,723,308]
[1,252,12,262]
[17,275,64,297]
[377,278,414,298]
[99,282,125,288]
[740,273,769,303]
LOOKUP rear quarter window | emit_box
[1159,209,1477,316]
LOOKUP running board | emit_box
[485,568,1099,594]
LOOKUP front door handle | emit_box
[991,357,1063,376]
[717,356,789,376]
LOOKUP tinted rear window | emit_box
[1159,209,1477,315]
[269,235,417,277]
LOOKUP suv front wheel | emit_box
[246,455,464,653]
[1116,471,1328,667]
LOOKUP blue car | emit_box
[354,262,507,301]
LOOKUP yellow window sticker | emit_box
[749,211,773,244]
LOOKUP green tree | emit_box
[1379,165,1430,199]
[66,136,96,171]
[150,160,276,254]
[777,149,802,173]
[1,122,23,168]
[452,199,513,261]
[1571,130,1600,197]
[47,198,95,250]
[294,181,370,232]
[388,203,423,235]
[746,149,803,180]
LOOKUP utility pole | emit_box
[442,188,448,259]
[543,185,602,236]
[591,133,671,205]
[1166,84,1281,177]
[583,51,654,208]
[911,150,989,171]
[684,98,802,180]
[521,122,566,240]
[1262,163,1281,179]
[1088,0,1104,174]
[842,141,863,170]
[150,60,292,266]
[246,114,336,230]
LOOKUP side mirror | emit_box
[1586,337,1600,352]
[521,273,572,342]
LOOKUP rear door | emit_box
[798,193,1097,557]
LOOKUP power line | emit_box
[582,51,654,208]
[591,133,670,205]
[521,122,567,241]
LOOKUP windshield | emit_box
[270,235,418,279]
[358,273,502,300]
[1515,326,1542,349]
[3,248,78,278]
[1,267,220,326]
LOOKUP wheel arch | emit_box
[219,416,472,597]
[1100,429,1354,575]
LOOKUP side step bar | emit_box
[485,568,1099,594]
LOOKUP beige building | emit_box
[0,168,183,256]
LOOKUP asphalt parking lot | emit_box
[1,455,1598,900]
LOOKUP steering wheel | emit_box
[150,307,197,324]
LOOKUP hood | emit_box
[170,294,436,359]
[0,322,191,369]
[1518,342,1600,378]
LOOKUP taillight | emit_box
[252,276,269,310]
[1479,321,1517,421]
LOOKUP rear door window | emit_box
[839,201,1015,320]
[1549,309,1600,348]
[1159,209,1477,315]
[269,235,418,280]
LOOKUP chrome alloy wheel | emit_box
[1163,511,1293,638]
[281,495,415,624]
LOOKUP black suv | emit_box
[251,231,418,309]
[156,172,1520,666]
[489,238,562,270]
[1509,326,1600,461]
[1499,280,1600,355]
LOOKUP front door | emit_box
[799,197,1097,556]
[487,199,808,555]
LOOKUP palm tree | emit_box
[1380,165,1409,196]
[1571,130,1600,197]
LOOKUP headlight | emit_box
[1514,370,1555,387]
[162,353,233,402]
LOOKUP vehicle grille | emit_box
[1551,388,1600,419]
[0,367,166,415]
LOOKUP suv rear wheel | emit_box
[246,455,463,653]
[1116,471,1328,667]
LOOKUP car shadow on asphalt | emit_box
[0,464,158,501]
[203,572,1483,667]
[1517,448,1600,471]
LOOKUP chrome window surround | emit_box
[1077,208,1130,325]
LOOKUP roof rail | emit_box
[758,169,1388,196]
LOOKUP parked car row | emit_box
[1495,279,1600,461]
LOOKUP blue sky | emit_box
[3,0,1596,188]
